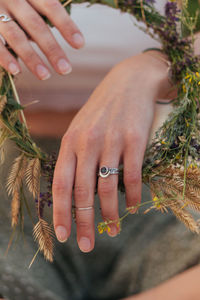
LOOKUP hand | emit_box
[0,0,84,79]
[53,52,171,252]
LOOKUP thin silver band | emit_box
[0,14,13,23]
[75,206,94,211]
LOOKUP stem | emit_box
[63,0,72,7]
[28,248,40,269]
[8,73,28,128]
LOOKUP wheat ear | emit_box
[6,154,27,196]
[33,219,54,262]
[25,158,41,199]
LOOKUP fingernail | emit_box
[107,225,118,237]
[79,237,91,252]
[72,33,85,48]
[36,64,51,80]
[8,63,20,75]
[57,59,72,75]
[56,226,68,243]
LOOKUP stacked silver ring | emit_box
[0,14,13,23]
[98,166,119,178]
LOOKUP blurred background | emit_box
[15,3,172,138]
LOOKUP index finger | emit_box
[28,0,85,49]
[52,138,76,243]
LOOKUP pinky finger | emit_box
[0,40,21,75]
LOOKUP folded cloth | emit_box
[0,137,200,300]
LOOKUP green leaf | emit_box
[102,0,117,8]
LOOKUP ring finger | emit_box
[98,150,121,237]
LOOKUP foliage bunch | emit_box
[0,0,200,262]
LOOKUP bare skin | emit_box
[122,265,200,300]
[0,0,84,79]
[53,51,171,252]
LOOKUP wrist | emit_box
[142,50,175,100]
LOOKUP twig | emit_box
[63,0,72,7]
[7,73,28,128]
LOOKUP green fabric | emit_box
[1,138,200,300]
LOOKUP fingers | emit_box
[0,18,52,80]
[74,155,97,253]
[123,134,146,211]
[0,38,21,75]
[53,138,76,243]
[2,0,85,79]
[98,139,122,237]
[10,0,72,75]
[28,0,85,49]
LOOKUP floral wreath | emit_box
[0,0,200,265]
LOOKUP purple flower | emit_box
[165,1,180,23]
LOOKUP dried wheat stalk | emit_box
[150,170,200,233]
[11,190,20,228]
[163,167,200,210]
[0,95,7,114]
[0,68,4,88]
[168,200,200,233]
[6,154,27,196]
[0,147,5,165]
[6,154,27,227]
[33,219,54,262]
[25,158,41,199]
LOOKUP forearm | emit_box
[122,265,200,300]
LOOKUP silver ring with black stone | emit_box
[0,14,13,23]
[98,166,119,178]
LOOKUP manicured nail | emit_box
[57,59,72,75]
[8,62,20,75]
[72,33,85,48]
[36,64,51,80]
[107,225,118,237]
[79,237,91,252]
[56,226,68,243]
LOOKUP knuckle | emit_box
[29,15,46,32]
[61,133,70,146]
[125,132,141,144]
[23,50,37,65]
[53,180,70,195]
[77,221,91,232]
[61,131,75,146]
[43,0,60,10]
[74,185,89,200]
[6,25,24,42]
[54,209,66,221]
[106,131,120,145]
[7,0,22,8]
[59,18,73,30]
[124,170,141,186]
[98,180,115,197]
[46,42,60,58]
[84,128,99,145]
